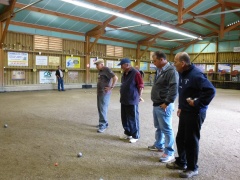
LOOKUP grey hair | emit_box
[177,52,191,65]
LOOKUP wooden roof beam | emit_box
[219,4,225,39]
[0,0,17,47]
[178,0,184,24]
[183,0,204,15]
[86,0,203,37]
[225,2,240,8]
[224,21,240,33]
[14,3,151,38]
[161,0,220,27]
[193,21,219,33]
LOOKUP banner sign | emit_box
[8,52,28,66]
[12,71,25,80]
[66,56,80,68]
[68,71,78,80]
[49,56,60,66]
[90,57,98,68]
[39,71,56,84]
[36,55,48,66]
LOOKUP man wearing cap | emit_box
[118,58,144,143]
[95,59,118,133]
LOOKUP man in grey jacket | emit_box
[148,51,179,163]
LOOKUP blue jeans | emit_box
[153,103,175,156]
[121,104,140,139]
[57,78,64,91]
[97,93,111,128]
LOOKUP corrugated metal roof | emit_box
[0,0,239,50]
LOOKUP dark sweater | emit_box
[120,68,143,105]
[178,64,216,112]
[151,63,179,106]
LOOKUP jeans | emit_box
[175,110,206,171]
[97,93,111,128]
[153,103,175,156]
[121,104,140,139]
[57,78,64,91]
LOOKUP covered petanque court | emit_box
[1,0,240,179]
[1,87,240,179]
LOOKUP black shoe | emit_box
[179,170,198,178]
[166,162,187,170]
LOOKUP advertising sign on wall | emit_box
[36,55,48,66]
[68,71,79,80]
[12,71,25,80]
[8,52,28,66]
[90,57,98,68]
[49,56,60,66]
[66,56,80,68]
[39,71,56,84]
[140,62,148,71]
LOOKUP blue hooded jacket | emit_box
[178,64,216,112]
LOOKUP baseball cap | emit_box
[94,59,104,64]
[117,58,131,66]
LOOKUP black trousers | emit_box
[175,110,206,171]
[121,104,140,139]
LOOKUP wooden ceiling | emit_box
[0,0,240,50]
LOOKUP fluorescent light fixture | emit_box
[60,0,199,39]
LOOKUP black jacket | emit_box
[55,69,64,78]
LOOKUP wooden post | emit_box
[136,43,140,66]
[170,50,174,62]
[0,22,4,89]
[214,40,218,72]
[84,35,90,84]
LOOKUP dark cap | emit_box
[117,58,131,66]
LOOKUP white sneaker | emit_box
[119,134,132,140]
[129,138,138,143]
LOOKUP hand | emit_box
[139,97,144,102]
[186,98,195,107]
[104,86,112,92]
[160,103,167,112]
[177,109,181,117]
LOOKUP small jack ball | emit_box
[4,124,8,128]
[77,152,83,157]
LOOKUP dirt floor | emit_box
[0,87,240,180]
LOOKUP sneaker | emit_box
[148,145,164,152]
[159,154,175,163]
[97,126,107,133]
[129,138,138,143]
[179,170,198,178]
[166,161,187,170]
[119,134,132,140]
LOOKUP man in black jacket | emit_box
[148,51,179,163]
[55,66,64,91]
[166,52,216,178]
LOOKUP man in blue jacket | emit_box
[166,52,216,178]
[118,58,144,143]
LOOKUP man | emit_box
[135,65,144,79]
[95,59,118,133]
[55,65,64,91]
[166,52,215,178]
[148,51,179,163]
[119,58,144,143]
